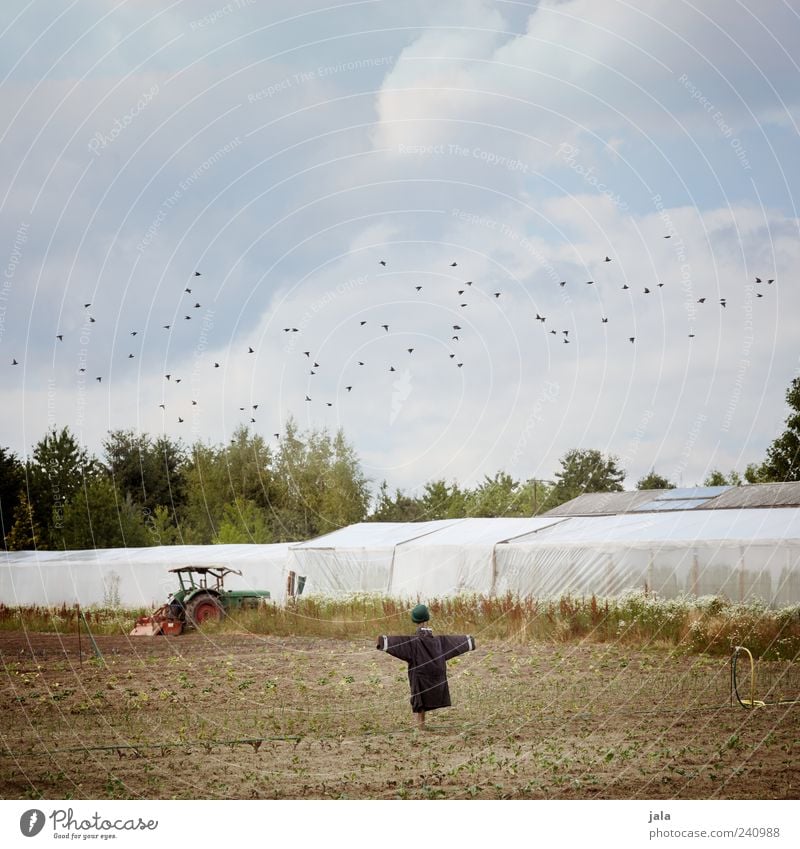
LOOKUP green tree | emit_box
[636,469,675,490]
[551,448,625,506]
[418,479,466,519]
[103,430,187,518]
[0,446,24,545]
[755,376,800,481]
[370,481,425,521]
[215,497,273,543]
[4,491,42,550]
[28,426,101,545]
[60,477,149,549]
[466,472,532,517]
[703,469,742,486]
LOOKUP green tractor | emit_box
[131,566,271,636]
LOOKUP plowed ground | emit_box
[1,631,797,799]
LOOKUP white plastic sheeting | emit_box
[0,544,290,608]
[3,509,800,608]
[287,521,458,595]
[494,509,800,606]
[389,517,566,598]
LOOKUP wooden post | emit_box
[77,603,82,667]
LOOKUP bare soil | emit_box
[1,631,797,799]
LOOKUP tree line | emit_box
[1,376,798,550]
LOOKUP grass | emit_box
[2,591,799,660]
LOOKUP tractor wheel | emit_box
[185,593,223,626]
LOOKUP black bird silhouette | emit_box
[305,395,311,401]
[768,279,775,284]
[450,262,457,267]
[89,316,96,323]
[192,400,198,405]
[601,317,608,323]
[457,363,463,368]
[358,361,364,366]
[465,281,473,286]
[165,374,171,380]
[407,348,414,354]
[493,292,501,298]
[291,328,298,332]
[622,284,629,290]
[550,330,557,335]
[585,281,594,285]
[697,298,706,303]
[688,334,695,338]
[460,303,468,307]
[178,417,184,423]
[96,376,102,382]
[314,362,319,368]
[84,303,91,308]
[604,256,611,262]
[643,288,651,294]
[379,260,386,266]
[449,353,455,359]
[159,404,165,409]
[194,271,201,276]
[415,286,422,291]
[559,281,566,287]
[563,338,569,344]
[453,325,461,330]
[326,403,332,407]
[629,337,635,343]
[360,321,367,326]
[663,235,671,239]
[536,314,546,322]
[389,366,395,372]
[346,386,352,392]
[756,293,763,298]
[381,324,389,332]
[248,347,254,353]
[755,277,761,283]
[274,433,280,439]
[12,358,18,365]
[130,331,137,336]
[720,299,727,308]
[562,330,569,336]
[175,379,181,383]
[304,351,310,357]
[458,289,464,295]
[194,302,201,308]
[128,353,134,359]
[78,367,85,372]
[253,405,258,409]
[214,363,220,368]
[452,335,459,341]
[163,325,171,329]
[250,418,256,423]
[56,335,63,341]
[283,328,291,332]
[184,288,192,293]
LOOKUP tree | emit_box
[418,479,466,519]
[755,376,800,481]
[28,426,100,543]
[466,472,532,517]
[370,481,425,521]
[0,446,24,545]
[703,469,742,487]
[4,491,42,550]
[551,448,625,506]
[636,469,675,490]
[103,430,188,518]
[59,477,149,549]
[215,497,273,543]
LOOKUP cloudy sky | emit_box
[1,0,798,495]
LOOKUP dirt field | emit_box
[0,631,797,800]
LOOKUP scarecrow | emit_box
[377,603,477,730]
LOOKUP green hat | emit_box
[411,603,430,624]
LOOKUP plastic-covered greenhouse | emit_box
[2,500,800,608]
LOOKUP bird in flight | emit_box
[248,347,254,353]
[629,337,635,343]
[622,284,629,290]
[415,286,423,292]
[493,292,501,298]
[360,321,367,326]
[601,317,608,323]
[559,281,566,287]
[12,358,18,365]
[194,271,201,277]
[178,417,184,423]
[407,348,414,354]
[130,331,137,336]
[346,386,352,392]
[184,288,192,294]
[56,335,63,341]
[379,260,387,266]
[697,298,706,303]
[163,325,171,330]
[450,262,457,267]
[643,288,651,294]
[604,256,611,262]
[381,324,389,332]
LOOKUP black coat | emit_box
[377,627,476,712]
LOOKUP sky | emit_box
[1,0,798,496]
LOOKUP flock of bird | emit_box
[6,240,777,434]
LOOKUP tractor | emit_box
[131,566,271,636]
